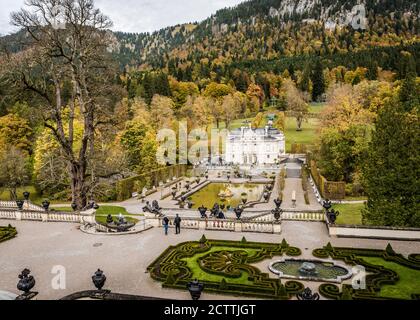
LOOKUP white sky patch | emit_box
[0,0,244,35]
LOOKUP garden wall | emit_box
[310,160,346,200]
[116,164,188,201]
[328,224,420,241]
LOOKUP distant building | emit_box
[225,125,286,165]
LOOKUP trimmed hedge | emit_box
[314,243,420,300]
[147,238,304,300]
[0,225,17,243]
[116,164,188,201]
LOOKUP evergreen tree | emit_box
[362,74,420,227]
[299,63,311,93]
[311,59,326,102]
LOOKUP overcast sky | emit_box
[0,0,244,35]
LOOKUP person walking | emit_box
[174,214,182,235]
[163,216,170,236]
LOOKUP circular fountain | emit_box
[299,262,318,276]
[269,259,353,283]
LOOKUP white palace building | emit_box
[224,125,286,165]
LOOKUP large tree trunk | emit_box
[70,162,88,209]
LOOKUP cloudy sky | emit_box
[0,0,244,35]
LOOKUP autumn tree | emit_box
[0,114,33,154]
[0,145,31,200]
[283,80,309,131]
[362,73,420,227]
[2,0,117,209]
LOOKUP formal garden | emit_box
[0,225,17,244]
[148,237,420,300]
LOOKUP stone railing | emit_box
[0,208,96,224]
[282,212,326,222]
[0,201,44,212]
[148,216,281,234]
[250,211,325,223]
[328,224,420,241]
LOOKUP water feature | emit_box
[269,259,352,283]
[189,183,267,209]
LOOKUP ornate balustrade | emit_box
[0,208,96,224]
[149,216,281,234]
[0,201,44,212]
[282,212,325,222]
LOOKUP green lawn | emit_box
[309,102,327,114]
[333,203,364,225]
[53,205,140,224]
[285,117,320,153]
[358,256,420,300]
[0,186,41,202]
[181,246,259,285]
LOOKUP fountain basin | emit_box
[269,259,353,283]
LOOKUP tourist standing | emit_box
[174,214,182,234]
[163,216,170,236]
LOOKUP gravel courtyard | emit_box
[1,220,419,300]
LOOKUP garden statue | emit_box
[143,201,163,217]
[263,192,270,201]
[210,203,220,217]
[198,206,208,219]
[171,188,177,199]
[186,199,194,209]
[105,213,135,232]
[106,214,114,224]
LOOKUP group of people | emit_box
[162,214,182,236]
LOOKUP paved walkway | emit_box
[1,220,420,300]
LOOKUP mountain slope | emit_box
[111,0,419,73]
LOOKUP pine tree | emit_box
[311,59,325,102]
[362,73,420,227]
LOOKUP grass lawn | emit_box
[0,186,41,202]
[53,205,140,224]
[358,256,420,300]
[333,203,364,225]
[181,246,260,285]
[285,117,320,153]
[309,102,327,114]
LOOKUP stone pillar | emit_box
[80,208,96,224]
[199,220,206,231]
[148,217,160,228]
[273,223,282,234]
[234,221,242,233]
[41,212,48,222]
[15,211,22,221]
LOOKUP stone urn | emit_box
[187,279,204,300]
[17,269,35,294]
[92,269,106,291]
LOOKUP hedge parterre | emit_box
[147,236,304,300]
